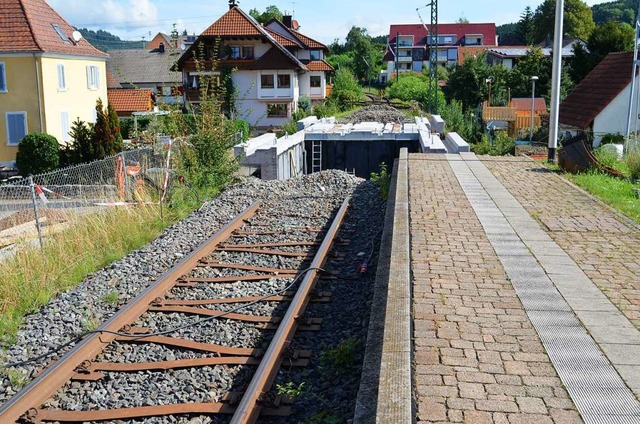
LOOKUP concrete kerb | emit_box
[353,148,413,424]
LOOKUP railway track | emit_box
[0,196,350,423]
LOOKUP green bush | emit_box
[593,146,620,169]
[313,102,339,118]
[472,132,515,156]
[600,133,625,145]
[298,95,312,113]
[329,68,364,110]
[626,148,640,180]
[386,72,445,110]
[15,133,60,175]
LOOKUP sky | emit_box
[48,0,605,46]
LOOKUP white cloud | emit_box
[50,0,159,30]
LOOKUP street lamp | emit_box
[530,76,539,142]
[486,77,493,106]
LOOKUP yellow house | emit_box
[0,0,108,165]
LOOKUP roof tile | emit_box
[306,60,334,71]
[201,7,262,37]
[0,0,106,57]
[107,89,154,114]
[511,98,547,112]
[559,51,633,129]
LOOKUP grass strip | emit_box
[0,204,181,346]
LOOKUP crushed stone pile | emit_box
[339,105,413,124]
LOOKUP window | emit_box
[60,111,70,142]
[86,65,100,90]
[310,75,321,88]
[229,46,241,59]
[57,63,66,90]
[310,50,321,60]
[0,62,6,92]
[241,46,254,59]
[5,112,27,146]
[52,24,69,43]
[267,103,288,117]
[277,74,291,88]
[465,35,483,45]
[261,74,274,89]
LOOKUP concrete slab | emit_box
[587,325,640,345]
[574,310,633,328]
[600,344,640,365]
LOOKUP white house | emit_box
[559,51,639,146]
[175,5,333,128]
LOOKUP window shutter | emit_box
[94,67,100,89]
[57,64,66,89]
[60,111,70,142]
[86,66,91,89]
[0,63,6,92]
[7,113,27,145]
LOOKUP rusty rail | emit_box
[230,196,350,424]
[0,202,260,423]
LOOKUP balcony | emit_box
[397,56,413,63]
[258,87,294,100]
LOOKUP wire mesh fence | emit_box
[0,146,173,253]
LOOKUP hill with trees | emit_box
[592,0,637,26]
[76,28,145,51]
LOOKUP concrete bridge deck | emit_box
[355,152,640,424]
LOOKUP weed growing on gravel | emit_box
[276,381,305,398]
[370,163,390,201]
[100,290,119,306]
[1,368,28,389]
[0,205,170,346]
[320,337,360,374]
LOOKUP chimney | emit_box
[159,42,165,53]
[283,15,293,29]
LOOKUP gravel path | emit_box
[339,104,412,124]
[0,170,385,424]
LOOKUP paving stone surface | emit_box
[481,157,640,330]
[409,155,581,423]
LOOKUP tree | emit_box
[107,104,123,155]
[592,0,637,26]
[456,15,470,24]
[15,133,60,175]
[534,0,595,44]
[445,52,496,109]
[387,72,445,109]
[516,6,536,46]
[67,118,93,164]
[343,26,383,83]
[329,68,364,110]
[569,21,634,84]
[249,5,283,24]
[91,98,111,160]
[508,47,552,99]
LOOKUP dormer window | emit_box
[52,24,70,43]
[310,50,321,61]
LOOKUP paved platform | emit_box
[409,154,640,424]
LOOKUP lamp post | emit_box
[530,76,539,142]
[486,77,493,106]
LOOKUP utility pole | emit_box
[548,0,564,162]
[417,2,439,113]
[625,0,640,150]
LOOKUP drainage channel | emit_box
[447,154,640,424]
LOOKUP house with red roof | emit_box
[559,51,637,146]
[381,22,497,83]
[107,89,154,117]
[0,0,108,166]
[175,4,333,128]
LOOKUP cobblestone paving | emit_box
[482,157,640,329]
[409,155,582,424]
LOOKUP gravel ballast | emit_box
[0,170,385,423]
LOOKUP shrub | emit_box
[329,68,364,110]
[15,133,60,175]
[600,133,625,146]
[298,95,312,114]
[313,102,339,118]
[626,148,640,180]
[472,132,515,156]
[594,146,620,169]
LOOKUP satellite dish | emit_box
[72,31,83,42]
[180,43,186,51]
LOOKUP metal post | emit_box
[120,152,128,201]
[548,0,565,162]
[28,176,44,249]
[625,2,640,150]
[395,31,399,82]
[530,76,539,141]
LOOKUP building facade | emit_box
[0,0,108,165]
[175,5,333,128]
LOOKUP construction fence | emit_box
[0,145,173,252]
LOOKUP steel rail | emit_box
[0,202,260,423]
[230,197,350,424]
